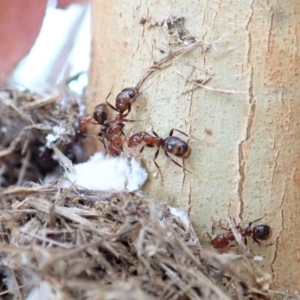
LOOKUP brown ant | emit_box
[74,103,108,137]
[205,219,272,249]
[93,103,126,156]
[93,103,108,125]
[127,129,192,173]
[100,119,126,156]
[74,114,96,136]
[106,87,138,117]
[74,88,137,156]
[99,87,139,156]
[86,89,138,156]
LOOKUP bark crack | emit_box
[271,147,279,185]
[295,21,299,54]
[245,0,254,64]
[271,177,287,276]
[187,184,192,219]
[238,67,255,220]
[182,89,194,187]
[266,1,274,53]
[238,1,255,221]
[131,5,147,66]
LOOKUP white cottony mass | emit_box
[64,152,148,192]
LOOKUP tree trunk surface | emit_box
[88,0,300,291]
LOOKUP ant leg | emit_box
[200,232,213,243]
[169,128,211,145]
[169,128,189,138]
[245,217,265,231]
[124,103,131,117]
[252,236,273,247]
[106,100,119,112]
[221,226,229,231]
[153,148,162,176]
[98,136,105,146]
[252,236,262,246]
[152,130,159,137]
[119,128,128,144]
[103,89,113,109]
[123,118,141,123]
[249,217,264,226]
[169,128,204,141]
[164,150,194,175]
[105,91,112,100]
[139,146,145,153]
[98,137,108,152]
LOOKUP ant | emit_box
[74,103,108,137]
[205,219,272,249]
[93,103,108,125]
[99,87,139,156]
[105,87,138,117]
[93,103,125,156]
[74,87,138,156]
[74,114,96,136]
[77,88,139,156]
[127,129,192,173]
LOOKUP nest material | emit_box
[0,87,82,187]
[1,185,272,300]
[0,87,291,300]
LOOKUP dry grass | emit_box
[0,85,292,300]
[0,185,272,300]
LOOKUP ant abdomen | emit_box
[252,225,272,240]
[93,103,108,125]
[115,88,138,113]
[164,136,191,159]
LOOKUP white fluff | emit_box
[169,207,190,228]
[26,282,52,300]
[45,125,68,148]
[63,152,148,192]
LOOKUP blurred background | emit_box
[0,0,90,94]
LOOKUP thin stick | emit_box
[135,40,205,90]
[177,71,247,94]
[16,149,31,186]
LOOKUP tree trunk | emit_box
[88,0,300,291]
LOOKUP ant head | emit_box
[128,132,142,148]
[164,136,191,159]
[74,114,94,135]
[110,135,123,150]
[106,135,124,156]
[252,224,272,240]
[79,114,94,125]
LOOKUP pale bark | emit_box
[89,0,300,291]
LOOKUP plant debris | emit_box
[0,62,291,299]
[0,87,82,188]
[0,185,273,300]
